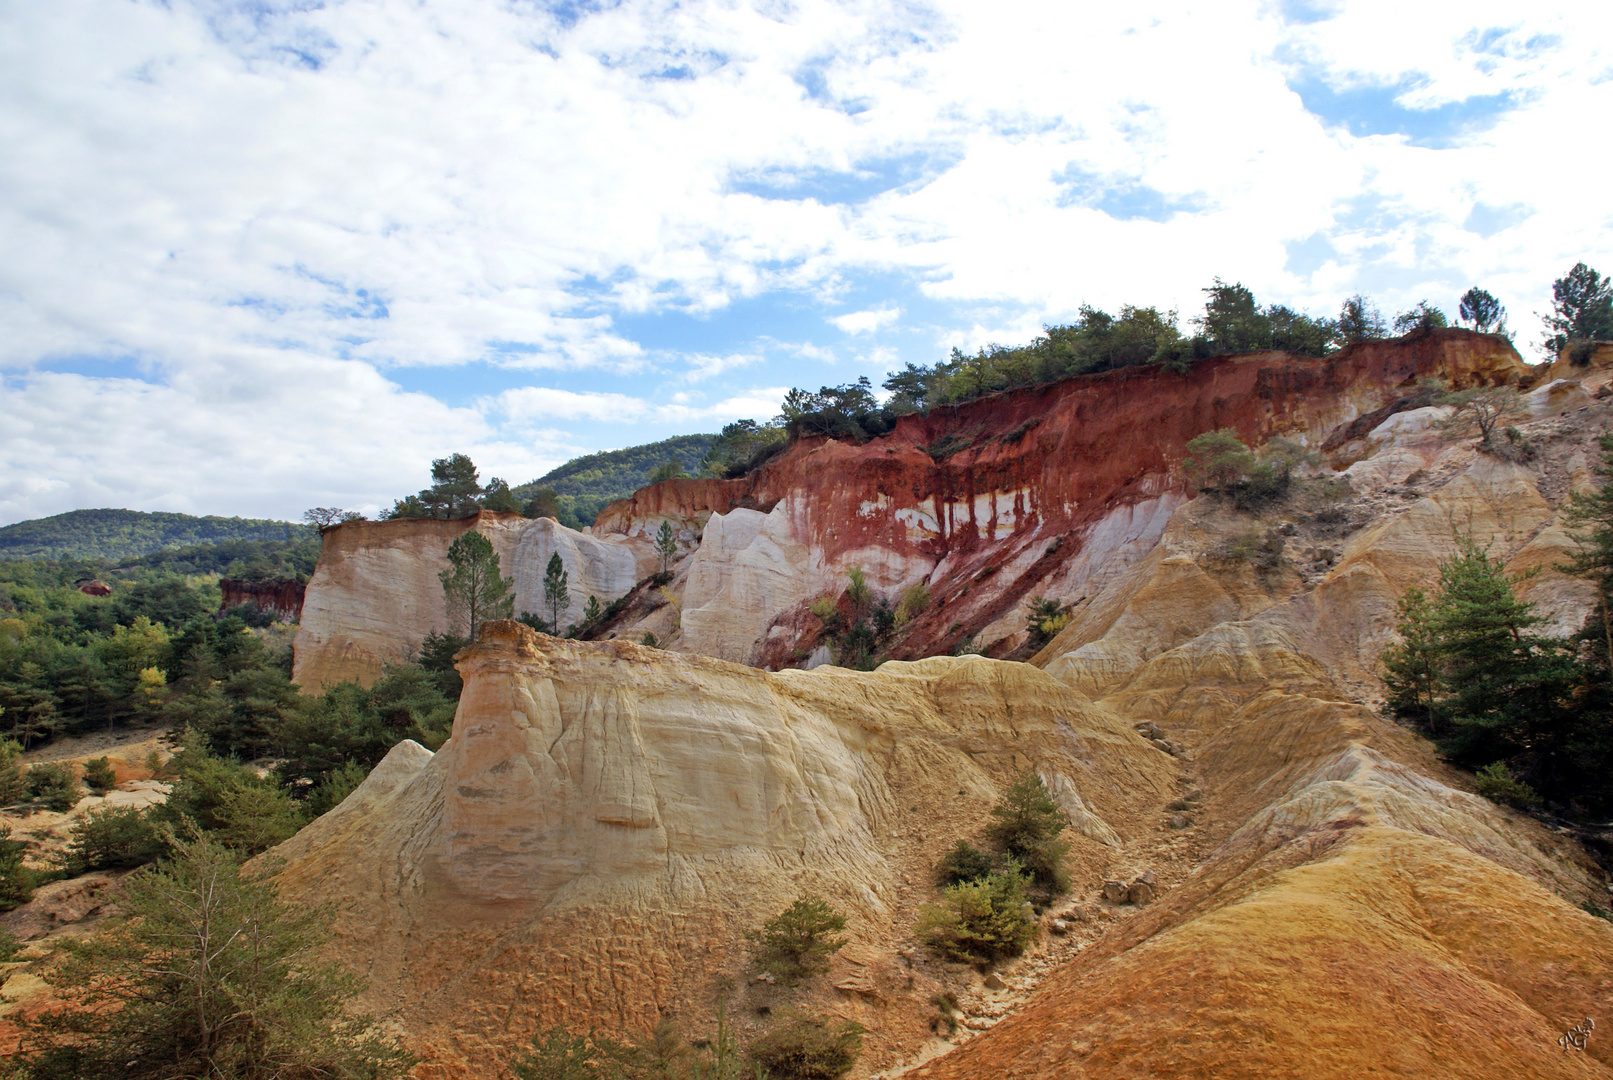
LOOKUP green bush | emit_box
[306,759,368,817]
[80,757,116,795]
[61,806,164,873]
[0,825,35,910]
[915,865,1037,963]
[747,1009,863,1080]
[510,1027,636,1080]
[26,762,79,812]
[1475,761,1541,809]
[0,739,26,805]
[0,927,22,961]
[746,896,848,984]
[934,840,994,887]
[986,770,1071,896]
[157,736,305,856]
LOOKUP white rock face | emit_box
[1525,378,1593,419]
[680,504,815,662]
[293,514,648,691]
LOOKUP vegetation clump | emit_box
[918,770,1072,963]
[746,1009,863,1080]
[15,830,415,1080]
[915,862,1038,963]
[745,895,848,984]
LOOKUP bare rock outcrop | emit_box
[293,513,651,690]
[271,626,1172,1074]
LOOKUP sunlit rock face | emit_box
[292,512,648,691]
[268,330,1613,1080]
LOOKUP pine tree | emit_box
[1382,586,1441,732]
[656,520,678,574]
[439,530,515,641]
[1563,434,1613,673]
[986,769,1071,895]
[18,830,414,1080]
[544,552,571,632]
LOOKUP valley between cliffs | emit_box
[270,329,1613,1078]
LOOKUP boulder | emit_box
[1102,880,1129,903]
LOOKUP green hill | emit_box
[512,433,717,528]
[0,509,313,562]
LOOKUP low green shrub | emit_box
[1475,761,1541,809]
[61,805,164,873]
[914,865,1038,963]
[746,895,848,984]
[0,826,35,910]
[934,840,994,887]
[26,762,79,812]
[81,757,116,795]
[747,1008,863,1080]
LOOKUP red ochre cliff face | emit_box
[220,578,307,622]
[593,329,1528,665]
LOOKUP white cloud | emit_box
[831,306,902,334]
[2,0,1611,522]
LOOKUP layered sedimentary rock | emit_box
[292,513,653,690]
[272,626,1173,1074]
[292,329,1527,686]
[219,577,306,622]
[601,329,1525,663]
[271,353,1613,1079]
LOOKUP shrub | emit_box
[0,739,26,805]
[61,806,164,873]
[26,762,79,812]
[915,866,1038,963]
[986,770,1071,896]
[80,757,116,795]
[894,583,931,627]
[747,1009,863,1080]
[0,826,35,911]
[306,759,368,817]
[1475,761,1541,809]
[1024,596,1071,648]
[0,927,21,961]
[157,737,305,856]
[747,896,848,984]
[934,840,994,887]
[1184,429,1256,492]
[510,1027,635,1080]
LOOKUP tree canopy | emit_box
[1541,261,1613,360]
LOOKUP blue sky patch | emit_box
[1288,73,1519,148]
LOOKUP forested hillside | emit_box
[512,433,716,528]
[0,509,311,561]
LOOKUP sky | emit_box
[1,0,1610,525]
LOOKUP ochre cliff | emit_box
[292,512,656,691]
[271,627,1174,1076]
[263,333,1613,1079]
[293,328,1527,683]
[219,577,305,622]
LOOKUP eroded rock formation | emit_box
[293,513,655,690]
[219,577,306,622]
[293,329,1525,683]
[269,330,1613,1079]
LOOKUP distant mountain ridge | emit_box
[512,433,717,528]
[0,508,311,561]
